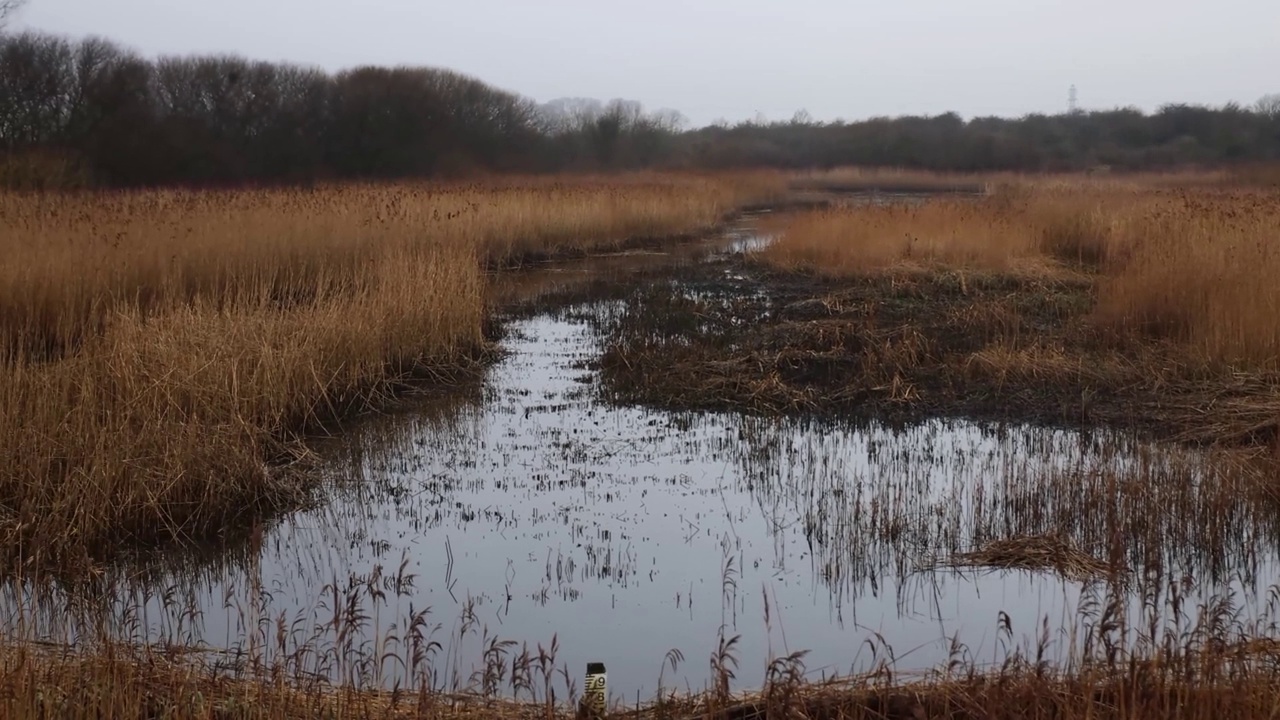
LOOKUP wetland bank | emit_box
[5,173,1280,719]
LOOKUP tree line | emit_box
[683,102,1280,173]
[0,31,692,187]
[2,29,1278,188]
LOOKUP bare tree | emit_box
[1257,94,1280,119]
[0,0,29,30]
[651,108,689,133]
[790,109,813,126]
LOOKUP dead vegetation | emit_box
[8,555,1280,719]
[788,167,992,196]
[15,651,1280,719]
[598,264,1110,426]
[939,534,1113,581]
[598,180,1280,451]
[9,170,1280,718]
[0,172,784,572]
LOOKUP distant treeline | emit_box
[2,30,1279,187]
[687,102,1280,173]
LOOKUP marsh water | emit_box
[10,209,1280,703]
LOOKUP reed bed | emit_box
[0,172,784,571]
[1093,189,1280,370]
[795,182,1279,417]
[759,183,1162,274]
[13,646,1280,719]
[768,180,1280,425]
[757,199,1042,274]
[763,181,1280,373]
[600,180,1280,451]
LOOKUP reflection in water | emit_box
[4,215,1280,702]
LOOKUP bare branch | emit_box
[0,0,29,30]
[1257,94,1280,119]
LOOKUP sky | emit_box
[9,0,1280,128]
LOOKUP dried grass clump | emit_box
[942,533,1112,580]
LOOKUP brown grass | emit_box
[758,199,1041,275]
[788,167,993,195]
[940,533,1112,581]
[11,645,1280,719]
[1093,189,1280,370]
[1222,162,1280,189]
[7,573,1280,720]
[764,181,1280,374]
[0,172,785,570]
[600,178,1280,450]
[0,644,571,719]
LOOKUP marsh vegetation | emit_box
[4,170,1280,720]
[0,173,782,569]
[602,179,1280,448]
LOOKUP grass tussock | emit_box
[0,172,785,570]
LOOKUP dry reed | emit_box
[7,568,1280,719]
[763,181,1280,373]
[758,199,1041,275]
[0,173,785,570]
[602,179,1280,449]
[1093,189,1280,370]
[940,533,1112,581]
[788,166,993,195]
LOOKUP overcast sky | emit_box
[10,0,1280,127]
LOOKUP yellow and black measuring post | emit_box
[579,661,607,719]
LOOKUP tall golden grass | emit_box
[762,181,1280,371]
[1094,189,1280,369]
[0,172,784,569]
[759,199,1039,274]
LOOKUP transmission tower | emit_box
[1068,85,1079,114]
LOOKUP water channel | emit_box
[8,210,1280,704]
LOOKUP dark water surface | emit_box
[7,213,1280,704]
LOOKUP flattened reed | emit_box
[941,533,1112,581]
